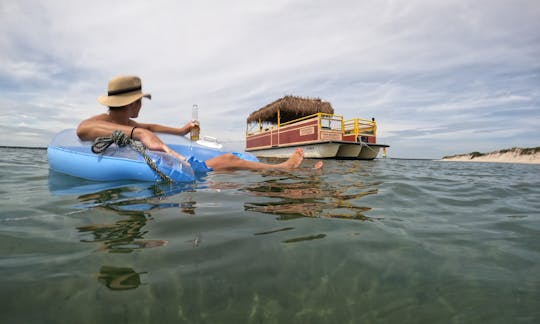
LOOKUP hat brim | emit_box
[98,92,151,107]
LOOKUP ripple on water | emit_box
[1,150,540,323]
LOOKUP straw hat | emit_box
[98,75,151,107]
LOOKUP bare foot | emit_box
[313,160,324,169]
[281,148,304,169]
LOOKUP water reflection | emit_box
[49,171,194,253]
[282,233,326,243]
[77,209,168,253]
[48,171,200,291]
[254,227,294,236]
[185,232,202,247]
[48,169,196,210]
[243,175,380,221]
[97,266,146,290]
[73,184,198,252]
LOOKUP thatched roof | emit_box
[247,95,334,123]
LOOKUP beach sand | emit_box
[440,150,540,164]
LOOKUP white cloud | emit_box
[0,0,539,158]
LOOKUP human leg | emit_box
[205,148,311,171]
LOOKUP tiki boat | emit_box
[245,96,389,159]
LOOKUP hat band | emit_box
[108,85,142,96]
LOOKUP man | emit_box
[77,75,322,171]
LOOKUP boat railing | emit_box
[281,113,343,131]
[246,112,343,135]
[343,118,377,136]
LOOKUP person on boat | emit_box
[77,75,322,172]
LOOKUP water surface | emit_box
[1,148,539,323]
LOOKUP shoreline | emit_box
[440,147,540,165]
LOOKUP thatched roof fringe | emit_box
[247,95,334,123]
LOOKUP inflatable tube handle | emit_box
[202,136,218,143]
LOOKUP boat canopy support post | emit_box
[277,109,281,146]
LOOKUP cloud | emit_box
[1,0,539,158]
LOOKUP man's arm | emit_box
[76,116,136,141]
[76,116,187,161]
[137,121,198,136]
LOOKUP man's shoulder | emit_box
[88,113,112,121]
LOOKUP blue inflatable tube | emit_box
[47,129,258,182]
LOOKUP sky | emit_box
[1,0,539,158]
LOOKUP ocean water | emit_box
[1,147,539,323]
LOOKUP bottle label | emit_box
[190,125,200,141]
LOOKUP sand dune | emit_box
[440,147,540,164]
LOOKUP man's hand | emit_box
[134,128,187,161]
